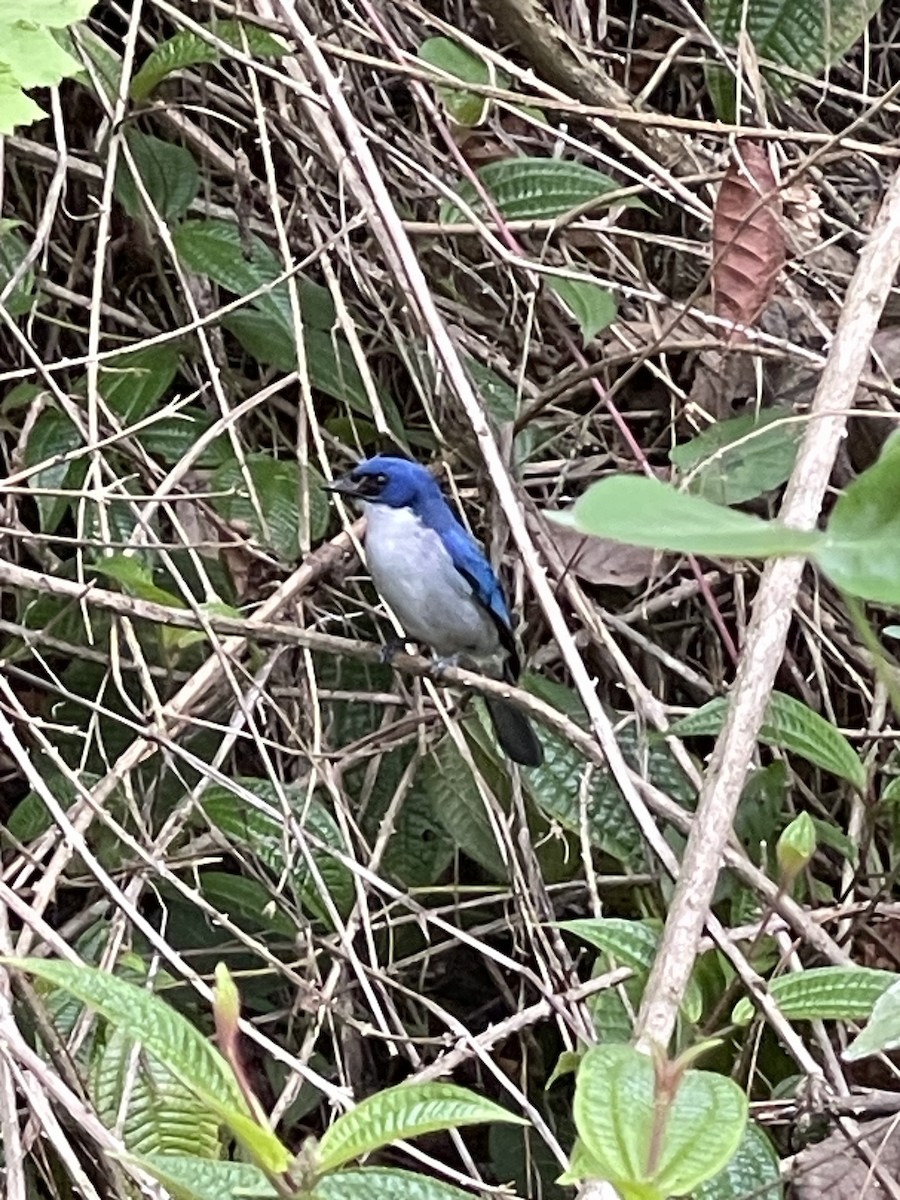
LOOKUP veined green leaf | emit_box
[116,130,199,222]
[0,219,36,314]
[693,1122,783,1200]
[670,407,802,506]
[672,691,866,791]
[844,977,900,1061]
[317,1082,524,1173]
[130,20,289,101]
[210,453,328,559]
[733,966,897,1026]
[129,1154,277,1200]
[568,1045,747,1195]
[548,276,617,344]
[441,157,649,224]
[707,0,881,118]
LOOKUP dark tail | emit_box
[485,696,544,767]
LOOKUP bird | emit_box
[326,455,543,767]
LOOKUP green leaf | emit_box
[733,966,897,1026]
[693,1121,783,1200]
[116,130,199,222]
[318,1167,488,1200]
[210,453,327,559]
[570,1045,747,1196]
[0,20,81,88]
[0,1,97,27]
[549,475,821,560]
[524,677,693,869]
[132,409,230,468]
[92,1025,221,1158]
[425,735,508,877]
[465,357,520,423]
[0,69,44,134]
[419,36,506,127]
[0,219,36,315]
[672,691,866,791]
[133,1155,275,1200]
[816,431,900,605]
[2,958,248,1113]
[23,406,86,533]
[707,0,881,117]
[90,554,185,607]
[558,918,703,1025]
[200,780,354,925]
[844,977,900,1061]
[198,872,296,937]
[130,20,289,101]
[172,219,335,332]
[99,343,181,419]
[317,1082,524,1173]
[441,157,648,224]
[776,811,817,880]
[548,276,617,344]
[670,407,802,506]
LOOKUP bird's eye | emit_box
[374,473,387,487]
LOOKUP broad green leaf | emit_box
[524,676,694,869]
[132,409,230,468]
[198,872,296,937]
[0,1,96,26]
[707,0,881,118]
[816,431,900,605]
[131,20,289,101]
[570,1045,747,1196]
[672,690,866,791]
[317,1081,524,1173]
[548,276,617,344]
[7,769,103,841]
[225,311,396,426]
[318,1167,497,1200]
[2,959,248,1113]
[172,219,335,332]
[844,977,900,1061]
[92,1025,221,1158]
[132,1154,277,1200]
[0,69,44,133]
[0,219,36,315]
[419,36,506,126]
[670,407,802,506]
[0,20,81,88]
[90,554,185,607]
[549,474,821,559]
[424,735,508,877]
[693,1122,783,1200]
[733,966,897,1026]
[441,157,648,224]
[558,918,703,1024]
[116,130,199,222]
[200,780,354,924]
[23,406,86,533]
[100,343,181,418]
[210,453,327,558]
[465,357,519,423]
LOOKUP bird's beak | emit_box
[322,472,363,498]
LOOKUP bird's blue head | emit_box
[327,455,443,510]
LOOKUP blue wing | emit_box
[438,521,520,676]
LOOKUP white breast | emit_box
[362,504,500,660]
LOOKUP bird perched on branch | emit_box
[327,455,543,767]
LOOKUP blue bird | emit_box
[328,455,543,767]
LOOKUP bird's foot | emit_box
[431,654,463,678]
[379,638,411,665]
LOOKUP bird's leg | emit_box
[431,653,466,678]
[379,637,411,665]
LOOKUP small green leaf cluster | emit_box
[5,958,524,1200]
